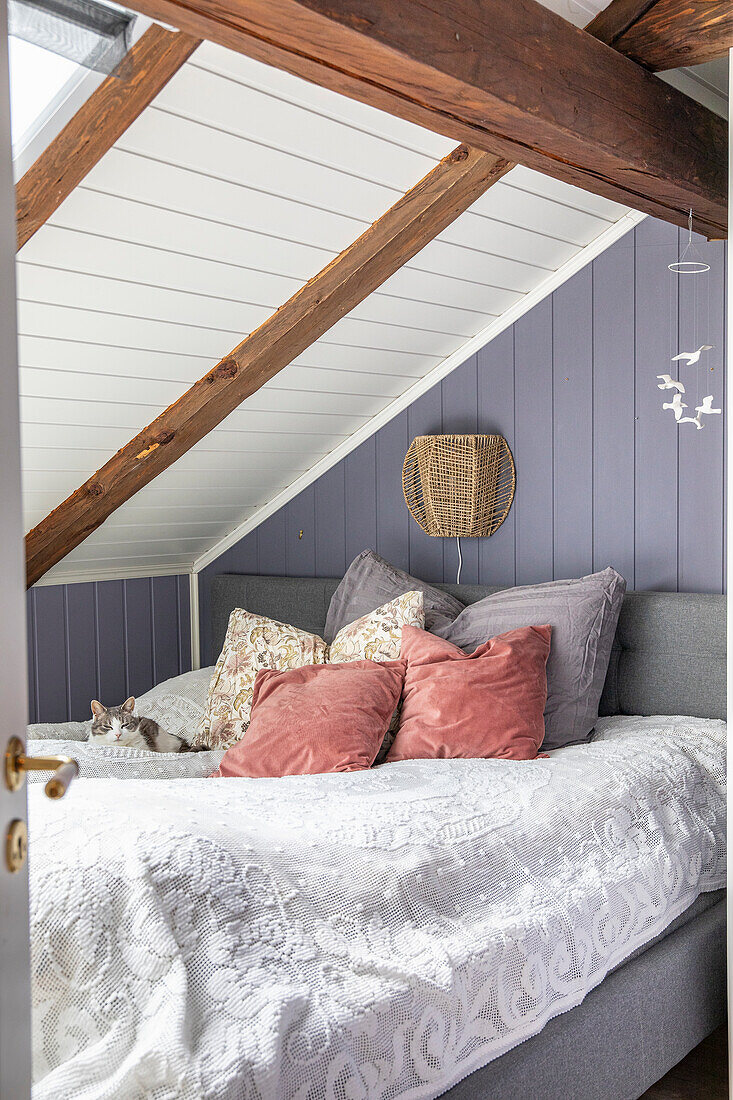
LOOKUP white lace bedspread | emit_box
[30,715,726,1100]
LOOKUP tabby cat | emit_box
[89,698,196,753]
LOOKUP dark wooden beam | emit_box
[585,0,659,46]
[16,24,200,251]
[25,145,511,586]
[588,0,733,70]
[117,0,728,238]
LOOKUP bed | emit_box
[27,576,726,1100]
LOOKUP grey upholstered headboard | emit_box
[209,574,726,720]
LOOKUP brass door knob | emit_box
[4,736,79,799]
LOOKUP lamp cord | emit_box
[456,536,462,585]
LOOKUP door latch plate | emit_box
[6,818,27,873]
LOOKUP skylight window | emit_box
[8,0,138,163]
[9,36,81,149]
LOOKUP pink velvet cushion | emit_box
[213,659,405,778]
[386,624,551,762]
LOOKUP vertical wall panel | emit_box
[592,235,636,585]
[406,384,443,581]
[95,580,127,706]
[256,510,287,575]
[286,486,316,576]
[345,436,377,564]
[677,236,725,592]
[634,218,679,590]
[176,575,192,674]
[376,410,410,570]
[124,578,154,698]
[66,582,98,719]
[34,586,68,722]
[441,355,479,583]
[26,590,37,723]
[315,464,346,577]
[477,327,516,587]
[152,575,181,685]
[553,266,594,579]
[514,297,554,584]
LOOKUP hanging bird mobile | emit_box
[660,210,719,433]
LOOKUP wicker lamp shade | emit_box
[402,434,515,538]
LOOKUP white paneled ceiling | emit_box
[18,37,642,583]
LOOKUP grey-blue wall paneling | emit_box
[66,581,98,720]
[256,509,287,575]
[33,585,68,723]
[176,576,191,673]
[592,234,636,586]
[634,217,680,590]
[153,575,182,685]
[514,296,554,584]
[26,590,37,724]
[345,435,377,564]
[95,580,127,707]
[477,326,516,588]
[286,485,316,577]
[198,218,726,607]
[406,384,444,582]
[315,463,346,578]
[677,235,725,592]
[441,354,479,583]
[122,578,154,698]
[553,265,594,579]
[29,575,191,723]
[376,410,410,571]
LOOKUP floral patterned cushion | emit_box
[197,591,424,750]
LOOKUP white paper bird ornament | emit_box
[695,395,721,417]
[656,375,685,393]
[678,397,721,430]
[671,345,714,367]
[662,394,687,421]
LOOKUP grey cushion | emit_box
[324,549,464,642]
[437,568,626,750]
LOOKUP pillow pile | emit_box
[327,550,626,751]
[196,590,424,750]
[209,549,626,779]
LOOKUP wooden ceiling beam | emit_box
[587,0,733,70]
[117,0,727,238]
[16,24,200,251]
[25,145,511,586]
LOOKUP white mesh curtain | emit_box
[9,0,135,74]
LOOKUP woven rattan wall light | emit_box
[402,434,515,582]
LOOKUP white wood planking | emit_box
[17,39,640,583]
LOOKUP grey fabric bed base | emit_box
[442,897,726,1100]
[209,575,726,720]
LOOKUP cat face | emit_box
[89,697,145,746]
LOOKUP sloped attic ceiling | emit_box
[17,38,644,584]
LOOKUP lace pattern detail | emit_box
[29,715,725,1100]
